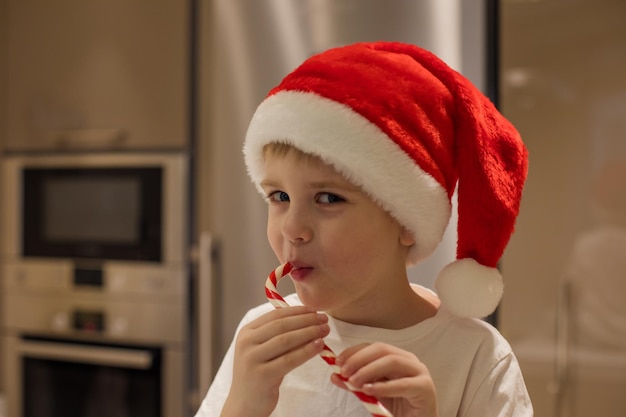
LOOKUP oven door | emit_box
[4,335,182,417]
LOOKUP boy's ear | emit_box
[400,227,416,247]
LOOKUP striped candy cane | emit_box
[265,263,394,417]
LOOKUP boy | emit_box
[196,41,532,417]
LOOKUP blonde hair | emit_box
[262,142,319,164]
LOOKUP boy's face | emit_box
[261,150,415,323]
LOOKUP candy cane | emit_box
[265,263,394,417]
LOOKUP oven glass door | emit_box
[21,337,161,417]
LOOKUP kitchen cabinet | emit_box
[3,0,189,151]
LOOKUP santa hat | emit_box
[244,41,528,318]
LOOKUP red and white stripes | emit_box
[265,263,393,417]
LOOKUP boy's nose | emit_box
[281,206,313,244]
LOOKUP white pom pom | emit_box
[434,258,503,318]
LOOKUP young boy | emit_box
[195,41,532,417]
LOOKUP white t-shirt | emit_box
[195,292,532,417]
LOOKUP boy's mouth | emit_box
[288,263,313,282]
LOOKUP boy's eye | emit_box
[268,190,289,202]
[317,192,345,204]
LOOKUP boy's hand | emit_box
[331,343,438,417]
[221,306,330,417]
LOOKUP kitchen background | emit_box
[0,0,624,416]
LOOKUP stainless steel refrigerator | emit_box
[191,0,494,407]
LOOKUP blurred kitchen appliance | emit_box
[0,152,188,417]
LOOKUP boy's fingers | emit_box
[248,305,318,328]
[348,354,421,388]
[269,336,326,374]
[336,343,370,365]
[249,310,327,345]
[256,321,330,362]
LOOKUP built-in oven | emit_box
[19,337,161,417]
[0,152,189,417]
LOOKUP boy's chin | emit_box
[295,288,329,312]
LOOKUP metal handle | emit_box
[197,232,217,399]
[19,339,153,369]
[51,128,128,149]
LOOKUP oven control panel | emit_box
[1,259,187,344]
[72,310,105,332]
[1,259,186,298]
[4,292,185,344]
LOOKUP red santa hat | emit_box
[244,41,528,318]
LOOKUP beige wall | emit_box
[500,0,626,344]
[0,0,6,147]
[500,1,626,415]
[0,0,7,395]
